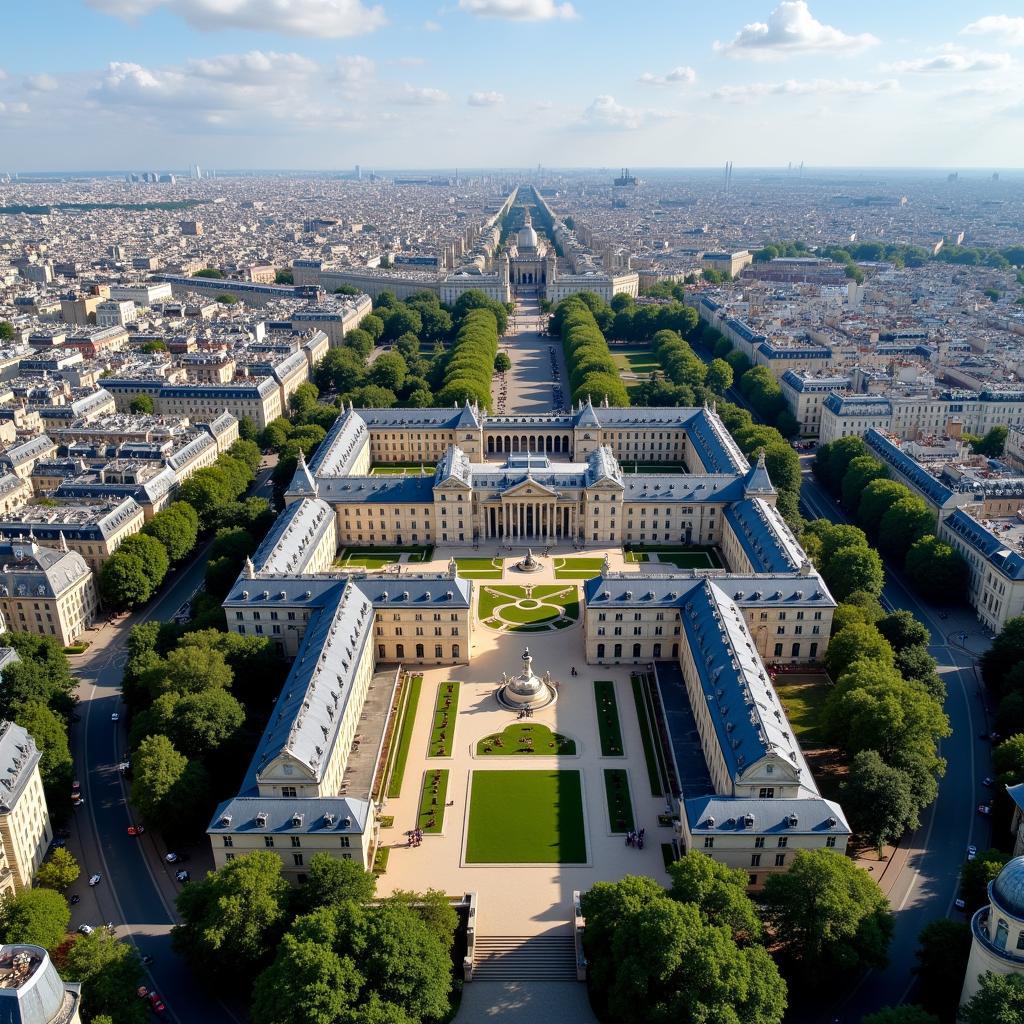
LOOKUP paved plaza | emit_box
[494,297,568,416]
[375,542,671,940]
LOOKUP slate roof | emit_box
[684,795,849,836]
[320,475,436,503]
[864,429,954,507]
[621,474,743,503]
[0,721,42,812]
[307,406,369,479]
[944,506,1024,579]
[209,795,371,836]
[249,497,334,576]
[683,408,750,474]
[725,498,806,573]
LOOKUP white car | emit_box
[164,853,179,864]
[967,845,978,861]
[77,924,93,935]
[110,712,120,722]
[88,874,101,886]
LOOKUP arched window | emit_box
[597,643,605,659]
[415,643,424,659]
[487,437,494,453]
[396,643,404,659]
[653,643,662,658]
[613,643,622,658]
[632,643,641,658]
[452,644,460,660]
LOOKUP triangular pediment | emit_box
[501,478,560,499]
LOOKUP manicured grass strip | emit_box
[370,463,432,475]
[385,674,422,799]
[631,673,663,797]
[594,680,624,756]
[465,770,586,864]
[774,677,829,748]
[478,584,579,630]
[603,769,634,833]
[428,681,459,757]
[640,673,672,791]
[477,722,576,756]
[455,557,503,579]
[553,557,605,580]
[661,843,676,870]
[624,545,722,569]
[417,768,449,833]
[373,846,390,874]
[338,545,434,568]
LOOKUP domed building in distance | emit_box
[961,854,1024,1004]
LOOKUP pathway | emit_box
[456,982,597,1024]
[494,296,567,416]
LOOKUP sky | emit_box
[2,0,1024,171]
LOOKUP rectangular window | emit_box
[225,852,235,861]
[703,837,714,848]
[778,837,788,848]
[264,836,274,847]
[750,854,761,867]
[759,787,774,798]
[223,836,233,847]
[293,853,304,867]
[339,837,351,848]
[282,786,296,798]
[754,836,765,848]
[826,836,836,848]
[775,853,786,867]
[291,836,301,848]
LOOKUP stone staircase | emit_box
[472,934,578,981]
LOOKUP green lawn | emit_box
[553,557,606,580]
[373,846,390,875]
[603,769,635,833]
[476,722,576,756]
[338,545,434,569]
[661,843,677,870]
[417,769,449,833]
[594,680,625,756]
[774,675,831,748]
[428,681,459,757]
[611,347,659,375]
[624,545,723,569]
[385,674,422,799]
[455,557,503,580]
[478,584,579,630]
[621,463,687,474]
[370,463,432,475]
[465,770,587,864]
[631,673,664,797]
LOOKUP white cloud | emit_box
[458,0,576,21]
[335,55,376,82]
[23,74,58,92]
[885,49,1012,74]
[86,0,387,38]
[423,19,441,31]
[716,1,878,60]
[394,84,449,104]
[963,15,1024,47]
[468,90,505,106]
[712,77,898,101]
[638,66,696,87]
[576,95,670,131]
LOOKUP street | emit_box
[62,467,273,1023]
[800,468,993,1019]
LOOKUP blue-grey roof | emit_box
[583,572,835,609]
[823,393,892,417]
[209,796,370,835]
[0,721,42,812]
[308,406,369,479]
[621,474,742,503]
[864,429,953,507]
[249,498,334,576]
[354,406,480,430]
[944,507,1024,580]
[725,498,805,573]
[780,370,851,393]
[435,446,473,487]
[684,795,849,835]
[320,475,436,503]
[992,856,1024,919]
[756,341,833,360]
[683,407,749,474]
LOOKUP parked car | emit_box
[88,874,101,886]
[175,870,190,883]
[77,924,93,935]
[148,992,166,1014]
[164,852,188,864]
[983,776,994,787]
[127,825,144,836]
[978,804,993,817]
[69,894,80,905]
[955,897,966,910]
[967,845,978,861]
[110,712,120,722]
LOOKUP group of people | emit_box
[496,362,508,414]
[548,344,563,409]
[517,707,535,719]
[409,828,426,847]
[570,666,578,676]
[626,828,646,850]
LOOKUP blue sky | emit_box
[2,1,1023,170]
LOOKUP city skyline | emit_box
[2,1,1024,171]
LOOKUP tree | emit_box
[36,847,80,890]
[815,436,869,493]
[580,875,787,1024]
[251,935,361,1024]
[824,622,894,678]
[982,615,1024,690]
[494,352,511,372]
[299,853,376,912]
[14,699,71,790]
[914,919,971,1023]
[904,535,967,598]
[130,734,186,821]
[862,1008,938,1024]
[193,268,225,279]
[129,395,154,414]
[178,471,233,528]
[216,294,238,305]
[761,849,893,976]
[971,424,1008,457]
[134,688,244,758]
[0,322,13,341]
[960,849,1011,912]
[842,455,888,512]
[802,519,871,564]
[823,544,885,600]
[142,502,199,563]
[0,888,70,949]
[877,610,931,651]
[705,358,733,394]
[961,972,1024,1024]
[858,478,910,536]
[840,750,918,852]
[995,733,1024,785]
[290,381,320,418]
[117,534,169,592]
[161,645,233,695]
[62,929,147,1024]
[174,851,291,980]
[666,851,761,941]
[879,496,934,558]
[99,552,153,611]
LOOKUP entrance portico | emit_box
[486,497,576,541]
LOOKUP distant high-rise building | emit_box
[192,164,202,180]
[355,164,361,180]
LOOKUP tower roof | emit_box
[286,449,318,498]
[992,855,1024,919]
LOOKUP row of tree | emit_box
[639,328,735,408]
[813,437,969,597]
[98,438,263,612]
[435,306,500,412]
[582,848,893,1023]
[754,238,1024,272]
[553,294,630,407]
[171,850,459,1024]
[814,586,950,851]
